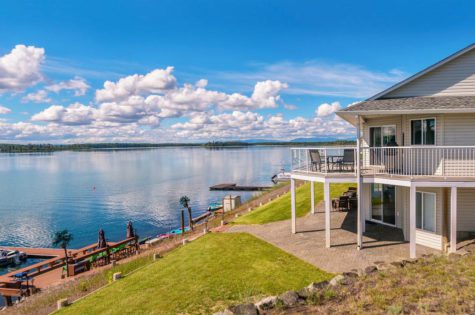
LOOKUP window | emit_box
[416,192,436,232]
[411,118,435,145]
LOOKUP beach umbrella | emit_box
[98,229,107,248]
[126,221,135,238]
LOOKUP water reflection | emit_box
[0,147,290,248]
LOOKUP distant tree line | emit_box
[0,140,355,153]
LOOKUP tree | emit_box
[52,230,74,277]
[179,196,193,231]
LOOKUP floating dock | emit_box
[209,183,271,191]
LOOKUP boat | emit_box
[169,227,191,235]
[207,202,223,211]
[271,168,291,183]
[0,249,27,267]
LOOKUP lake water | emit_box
[0,146,290,249]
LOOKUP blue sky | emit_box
[0,0,474,142]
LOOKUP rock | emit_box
[112,272,122,281]
[57,298,69,310]
[306,280,328,292]
[228,303,258,315]
[329,275,345,286]
[279,291,299,307]
[402,258,418,265]
[364,265,378,275]
[297,287,310,299]
[255,296,279,311]
[213,310,234,315]
[390,261,404,268]
[343,271,358,278]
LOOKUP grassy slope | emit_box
[271,253,475,314]
[233,182,352,225]
[60,233,331,315]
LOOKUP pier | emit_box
[209,183,271,191]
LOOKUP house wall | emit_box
[383,48,475,98]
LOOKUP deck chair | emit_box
[338,149,355,172]
[309,150,325,172]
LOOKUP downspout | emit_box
[356,115,363,249]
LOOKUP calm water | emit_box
[0,146,290,249]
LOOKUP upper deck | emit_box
[291,146,475,183]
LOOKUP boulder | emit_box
[342,271,358,278]
[306,280,328,292]
[364,265,378,275]
[329,275,345,286]
[229,303,258,315]
[255,296,279,311]
[389,261,404,268]
[279,291,299,307]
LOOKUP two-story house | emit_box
[290,43,475,258]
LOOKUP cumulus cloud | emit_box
[22,89,52,103]
[316,101,341,117]
[32,103,96,125]
[0,105,11,114]
[46,77,90,96]
[0,45,45,93]
[95,67,177,102]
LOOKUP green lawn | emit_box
[233,182,352,225]
[59,233,331,315]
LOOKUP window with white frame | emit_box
[416,192,436,232]
[411,118,435,145]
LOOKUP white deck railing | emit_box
[291,146,475,177]
[291,147,357,175]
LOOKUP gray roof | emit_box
[339,96,475,113]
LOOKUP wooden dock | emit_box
[209,183,271,191]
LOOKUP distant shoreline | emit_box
[0,140,355,153]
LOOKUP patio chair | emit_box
[337,149,355,172]
[338,195,349,211]
[309,150,325,172]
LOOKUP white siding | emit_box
[384,48,475,98]
[443,113,475,146]
[416,230,443,250]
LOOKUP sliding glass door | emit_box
[371,184,396,225]
[370,126,396,164]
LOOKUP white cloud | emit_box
[316,101,341,117]
[32,103,96,125]
[95,67,177,102]
[46,77,90,96]
[0,105,11,114]
[0,45,45,93]
[22,89,52,103]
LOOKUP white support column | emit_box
[291,178,296,234]
[409,184,417,259]
[450,186,458,253]
[324,181,331,248]
[356,115,363,249]
[311,181,315,214]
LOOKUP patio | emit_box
[229,206,438,273]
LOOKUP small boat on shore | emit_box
[271,168,291,183]
[0,249,27,267]
[169,227,191,235]
[208,202,223,212]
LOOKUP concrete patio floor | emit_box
[228,207,438,273]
